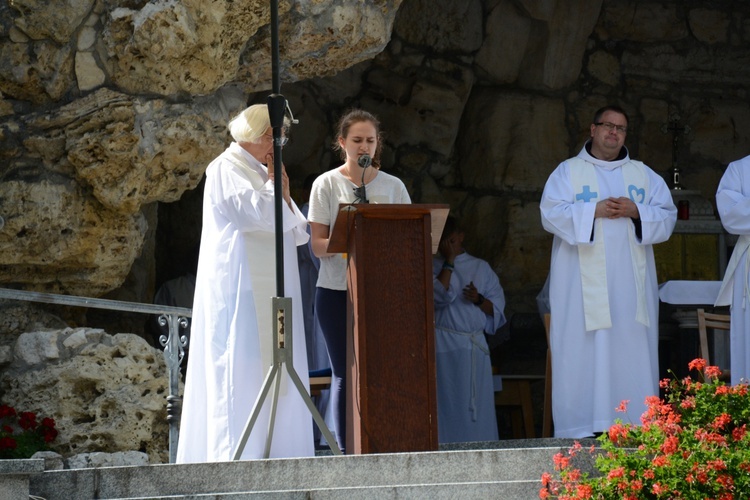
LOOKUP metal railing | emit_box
[0,287,190,463]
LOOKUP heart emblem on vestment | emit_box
[628,185,645,203]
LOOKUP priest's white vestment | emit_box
[432,252,506,443]
[716,155,750,385]
[540,143,676,438]
[176,142,313,462]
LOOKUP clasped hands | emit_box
[265,153,292,207]
[595,197,639,220]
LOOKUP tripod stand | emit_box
[232,0,341,459]
[231,297,341,459]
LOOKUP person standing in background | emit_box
[433,215,506,443]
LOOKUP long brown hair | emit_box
[332,109,384,169]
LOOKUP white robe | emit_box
[176,142,314,463]
[432,252,506,443]
[716,155,750,385]
[540,143,676,438]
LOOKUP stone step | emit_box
[127,480,541,499]
[28,440,596,500]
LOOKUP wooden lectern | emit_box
[328,203,449,454]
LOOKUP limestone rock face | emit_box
[104,0,275,95]
[0,86,244,294]
[476,0,602,90]
[0,328,172,463]
[11,0,95,44]
[0,0,402,297]
[394,0,483,53]
[0,178,147,295]
[3,0,403,101]
[457,90,569,192]
[243,0,404,88]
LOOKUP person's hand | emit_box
[606,196,639,219]
[463,281,479,303]
[265,153,276,178]
[266,153,292,207]
[595,197,640,219]
[438,233,461,263]
[594,199,609,218]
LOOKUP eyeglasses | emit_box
[262,133,289,146]
[594,122,628,134]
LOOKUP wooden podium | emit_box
[328,203,449,454]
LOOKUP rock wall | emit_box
[0,0,403,298]
[0,328,172,462]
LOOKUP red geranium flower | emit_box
[540,359,750,499]
[18,411,38,430]
[0,404,58,458]
[0,436,17,450]
[0,405,16,419]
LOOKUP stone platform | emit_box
[10,439,598,500]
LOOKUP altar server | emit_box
[432,215,506,443]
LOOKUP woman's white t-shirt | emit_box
[307,168,411,290]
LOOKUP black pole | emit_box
[231,1,343,458]
[268,0,285,297]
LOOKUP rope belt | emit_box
[438,326,488,421]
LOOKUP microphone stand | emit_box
[232,0,341,460]
[356,154,371,203]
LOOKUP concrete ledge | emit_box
[0,459,45,500]
[0,459,46,474]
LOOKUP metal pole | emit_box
[270,0,284,298]
[231,0,341,459]
[158,313,189,463]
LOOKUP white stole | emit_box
[715,234,750,308]
[569,158,650,331]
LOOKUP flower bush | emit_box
[0,404,58,459]
[540,359,750,499]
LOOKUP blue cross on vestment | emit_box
[575,185,598,202]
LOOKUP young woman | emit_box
[307,109,410,453]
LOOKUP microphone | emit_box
[354,154,371,203]
[358,154,372,169]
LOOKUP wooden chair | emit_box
[309,367,332,397]
[696,308,731,377]
[493,370,541,438]
[493,313,553,439]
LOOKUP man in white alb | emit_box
[715,154,750,384]
[540,105,676,438]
